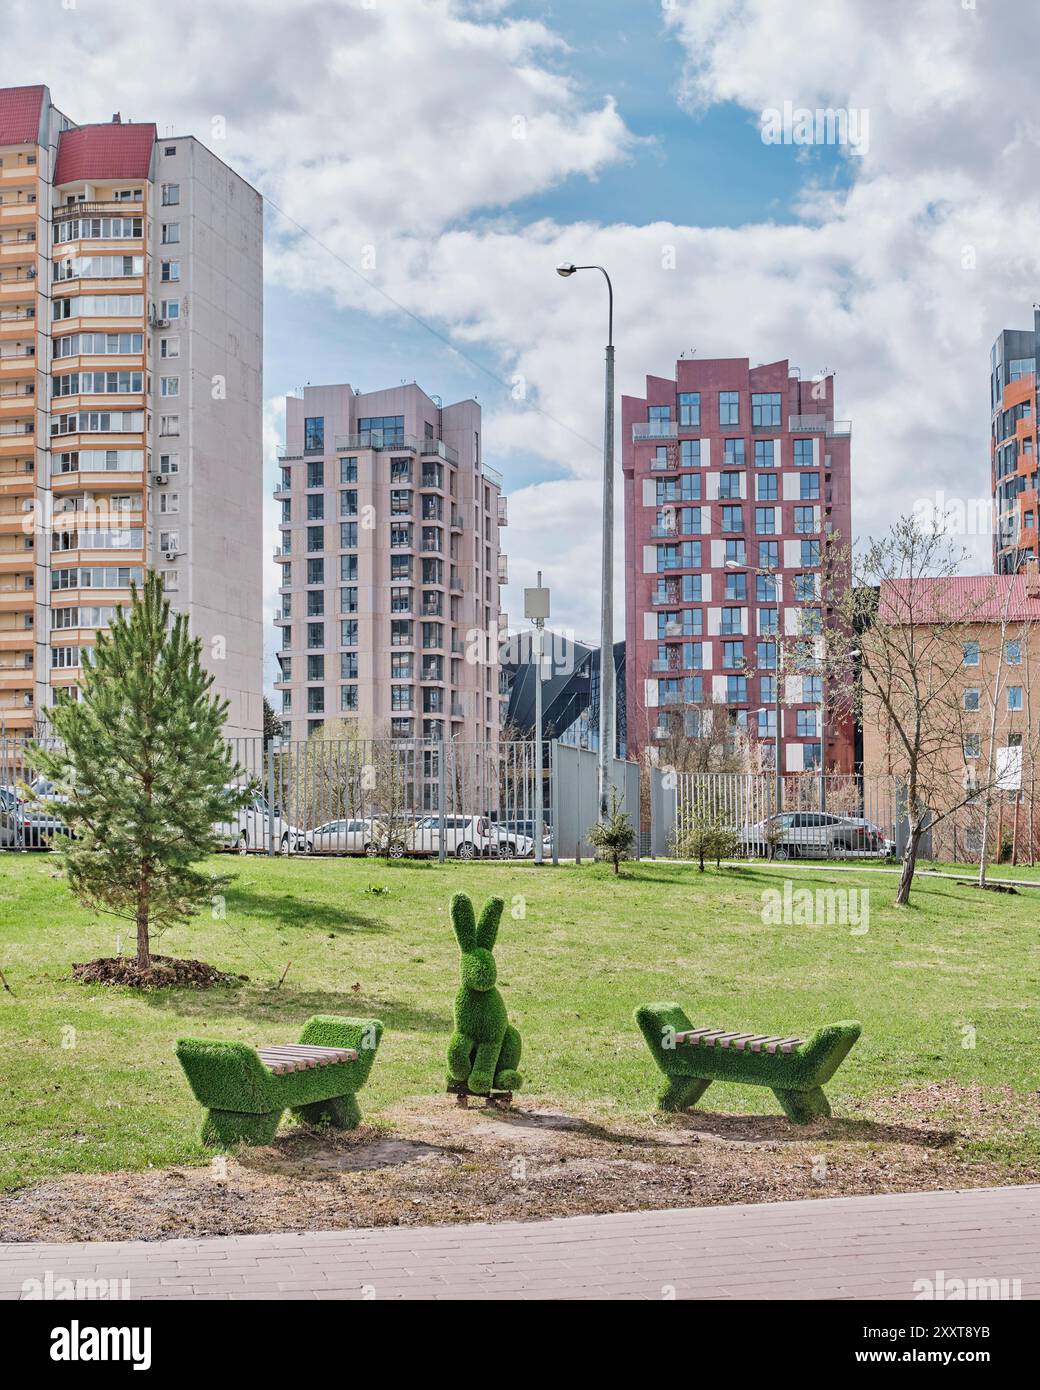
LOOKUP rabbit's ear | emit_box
[450,892,477,951]
[476,895,504,951]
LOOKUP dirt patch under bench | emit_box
[1,1083,1037,1243]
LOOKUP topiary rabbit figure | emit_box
[446,892,522,1096]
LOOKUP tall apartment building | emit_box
[0,85,263,737]
[622,356,854,772]
[991,310,1039,574]
[274,383,508,744]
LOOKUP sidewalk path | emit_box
[2,1185,1037,1300]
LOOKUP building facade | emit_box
[275,383,508,743]
[0,85,263,737]
[991,310,1039,574]
[622,356,854,772]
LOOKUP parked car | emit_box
[738,812,892,860]
[408,815,533,860]
[303,817,382,856]
[492,818,553,858]
[0,786,68,849]
[215,788,305,854]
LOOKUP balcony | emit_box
[788,415,852,437]
[633,422,677,440]
[449,577,463,594]
[650,657,680,673]
[497,495,508,526]
[651,588,680,606]
[497,555,508,584]
[421,438,459,465]
[450,700,465,718]
[450,508,464,530]
[482,463,503,488]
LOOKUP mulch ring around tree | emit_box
[71,955,244,990]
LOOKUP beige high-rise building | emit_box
[274,383,508,743]
[0,85,263,738]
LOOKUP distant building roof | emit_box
[880,571,1040,625]
[0,85,46,146]
[54,121,156,185]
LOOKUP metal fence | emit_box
[668,772,901,860]
[1,734,642,863]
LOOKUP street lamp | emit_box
[524,572,551,865]
[556,262,614,819]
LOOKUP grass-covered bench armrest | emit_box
[635,1002,860,1124]
[175,1013,384,1148]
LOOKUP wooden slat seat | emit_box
[674,1027,806,1055]
[257,1044,358,1076]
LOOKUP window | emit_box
[341,652,359,680]
[758,607,779,635]
[306,558,324,585]
[803,742,823,770]
[719,471,742,499]
[758,540,779,569]
[719,391,739,425]
[757,573,778,602]
[160,414,179,436]
[757,640,777,669]
[721,505,742,533]
[160,336,179,359]
[159,452,179,475]
[1004,639,1022,665]
[340,522,358,548]
[755,507,776,534]
[680,439,700,468]
[963,734,981,759]
[340,457,358,483]
[796,709,818,737]
[161,222,180,244]
[793,438,814,467]
[304,417,325,453]
[306,524,324,553]
[800,539,821,566]
[757,708,776,737]
[678,391,700,427]
[306,495,324,521]
[962,640,980,666]
[720,606,743,635]
[358,414,404,446]
[799,472,820,499]
[161,260,179,281]
[725,571,747,601]
[1008,686,1023,711]
[340,586,358,612]
[756,473,778,501]
[160,376,179,397]
[161,183,179,206]
[794,506,816,534]
[307,688,325,714]
[340,685,358,712]
[722,640,744,669]
[340,618,358,646]
[724,539,746,566]
[754,439,776,467]
[723,438,746,467]
[963,688,980,711]
[307,460,324,488]
[160,299,179,320]
[751,392,781,427]
[793,573,815,602]
[307,654,325,681]
[726,674,748,703]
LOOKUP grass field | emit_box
[2,852,1039,1191]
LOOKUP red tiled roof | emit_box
[879,573,1040,625]
[54,121,156,186]
[0,85,46,147]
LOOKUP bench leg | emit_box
[292,1093,362,1131]
[202,1108,281,1148]
[772,1086,830,1124]
[659,1075,712,1113]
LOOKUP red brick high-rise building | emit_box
[622,356,854,773]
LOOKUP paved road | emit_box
[2,1185,1037,1300]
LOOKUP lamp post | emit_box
[556,262,614,819]
[524,573,551,865]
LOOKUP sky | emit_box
[3,0,1037,689]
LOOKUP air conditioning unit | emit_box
[150,316,170,329]
[149,472,168,485]
[164,550,180,561]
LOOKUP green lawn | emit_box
[2,853,1039,1190]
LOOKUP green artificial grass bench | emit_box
[635,1002,861,1124]
[175,1014,384,1148]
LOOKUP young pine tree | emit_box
[30,573,247,971]
[587,788,637,875]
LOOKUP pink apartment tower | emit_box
[622,356,854,773]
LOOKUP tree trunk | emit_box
[136,864,151,970]
[894,826,921,906]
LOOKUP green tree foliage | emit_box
[674,800,739,871]
[587,788,637,875]
[29,573,247,970]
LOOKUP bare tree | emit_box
[820,518,1025,906]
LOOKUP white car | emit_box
[215,788,304,854]
[304,817,381,856]
[410,814,533,860]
